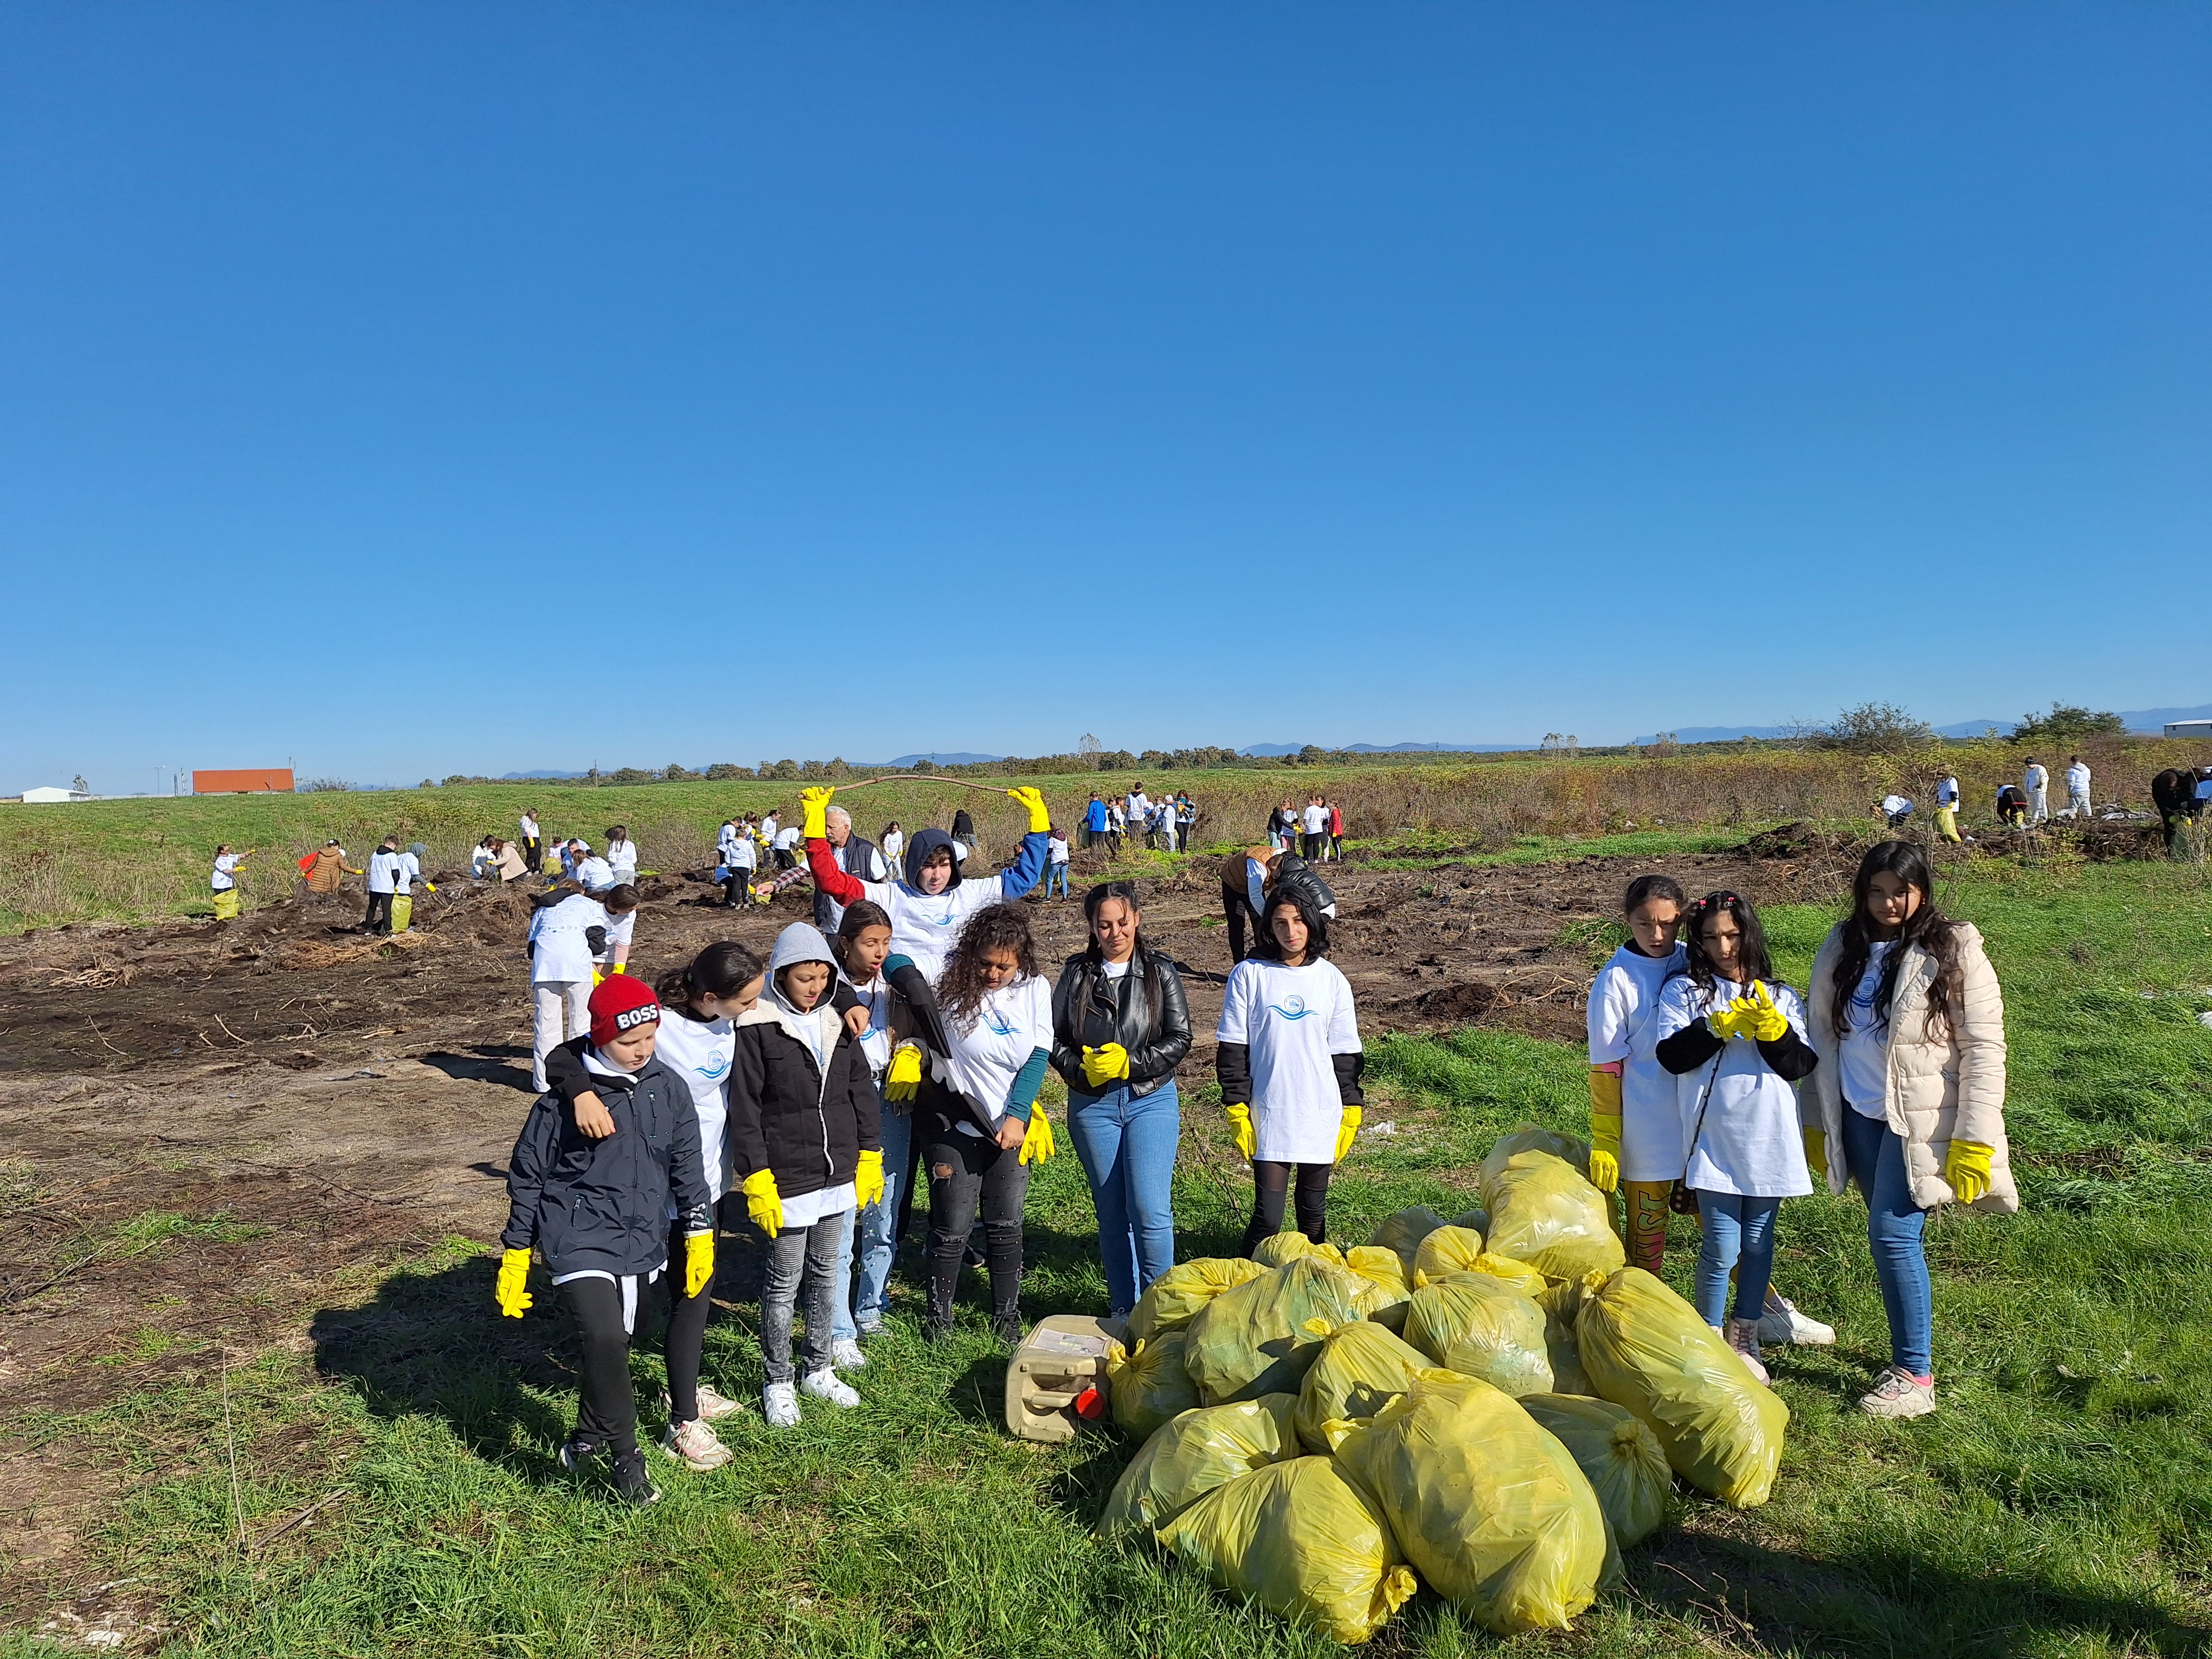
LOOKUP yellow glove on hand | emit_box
[1746,981,1790,1042]
[1803,1126,1828,1183]
[741,1168,783,1238]
[494,1248,533,1319]
[1224,1102,1256,1160]
[1333,1104,1362,1163]
[1007,786,1051,834]
[425,882,437,893]
[592,969,604,986]
[1587,1065,1624,1193]
[800,785,835,841]
[885,1043,922,1102]
[1708,1002,1751,1041]
[1019,1108,1055,1166]
[611,963,625,974]
[684,1230,715,1298]
[1080,1042,1132,1089]
[1945,1139,1994,1204]
[855,1147,885,1208]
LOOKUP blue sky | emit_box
[3,4,2207,791]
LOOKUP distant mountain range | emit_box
[1632,704,2212,745]
[1239,741,1535,756]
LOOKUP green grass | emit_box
[14,860,2212,1655]
[1354,824,1759,872]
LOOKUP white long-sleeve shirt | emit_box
[2066,763,2091,796]
[365,851,402,895]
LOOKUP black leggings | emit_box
[1240,1160,1333,1257]
[663,1220,713,1425]
[558,1276,640,1456]
[924,1124,1029,1319]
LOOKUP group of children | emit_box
[1586,843,2011,1417]
[1265,794,1345,861]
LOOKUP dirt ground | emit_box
[0,835,1855,1632]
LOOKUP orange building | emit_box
[192,768,296,794]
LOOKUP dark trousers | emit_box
[362,891,394,935]
[722,871,748,906]
[1240,1160,1333,1257]
[663,1220,713,1424]
[1301,832,1326,859]
[923,1126,1029,1322]
[523,837,543,873]
[559,1276,640,1456]
[1222,884,1261,964]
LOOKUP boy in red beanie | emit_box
[497,975,713,1504]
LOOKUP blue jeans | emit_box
[1045,863,1071,898]
[1839,1109,1934,1376]
[1066,1080,1180,1316]
[853,1105,914,1329]
[1695,1192,1783,1327]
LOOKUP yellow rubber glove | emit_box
[592,969,604,986]
[1224,1102,1256,1160]
[1007,786,1051,834]
[1708,1001,1752,1041]
[683,1230,715,1298]
[610,963,625,975]
[1803,1126,1828,1183]
[1587,1065,1623,1194]
[884,1043,922,1102]
[1081,1042,1132,1090]
[1945,1139,1994,1204]
[1333,1104,1362,1163]
[800,785,834,841]
[424,882,437,893]
[741,1168,783,1238]
[855,1147,885,1208]
[1019,1108,1055,1166]
[1745,981,1790,1043]
[494,1248,533,1319]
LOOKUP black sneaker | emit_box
[610,1449,661,1506]
[557,1437,601,1475]
[993,1313,1025,1347]
[962,1242,987,1270]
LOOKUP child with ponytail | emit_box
[1586,874,1688,1275]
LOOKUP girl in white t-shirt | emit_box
[1585,873,1687,1275]
[919,903,1054,1343]
[1654,891,1818,1385]
[1216,888,1364,1256]
[605,825,640,885]
[548,941,764,1471]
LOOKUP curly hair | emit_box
[1830,840,1965,1042]
[938,902,1039,1027]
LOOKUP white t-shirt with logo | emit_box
[1216,957,1362,1163]
[936,974,1052,1135]
[529,892,610,984]
[652,1011,737,1205]
[211,854,241,892]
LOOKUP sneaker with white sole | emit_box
[800,1368,860,1409]
[610,1449,661,1506]
[692,1382,748,1423]
[1859,1365,1937,1419]
[763,1381,801,1429]
[1757,1289,1836,1347]
[1721,1318,1771,1386]
[830,1338,869,1372]
[659,1418,734,1471]
[557,1437,601,1475]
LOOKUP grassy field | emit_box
[11,856,2211,1656]
[8,735,2205,933]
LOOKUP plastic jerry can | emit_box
[1005,1313,1127,1444]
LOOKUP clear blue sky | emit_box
[3,4,2207,791]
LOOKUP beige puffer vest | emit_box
[1804,921,2017,1214]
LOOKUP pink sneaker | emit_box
[1721,1318,1771,1386]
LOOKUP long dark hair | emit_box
[938,903,1039,1027]
[1677,891,1772,994]
[1082,880,1164,1027]
[832,900,895,980]
[656,940,763,1021]
[1258,887,1332,962]
[1830,840,1965,1041]
[1623,873,1686,915]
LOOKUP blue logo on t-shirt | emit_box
[1268,996,1316,1021]
[693,1054,730,1081]
[983,1012,1018,1037]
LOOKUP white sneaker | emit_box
[830,1338,869,1372]
[1859,1365,1937,1419]
[658,1418,734,1471]
[800,1368,860,1409]
[1721,1319,1770,1386]
[1757,1289,1836,1347]
[762,1382,801,1429]
[692,1382,747,1422]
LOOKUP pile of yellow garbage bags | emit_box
[1097,1124,1789,1643]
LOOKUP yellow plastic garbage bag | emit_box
[1107,1330,1201,1440]
[1329,1370,1607,1635]
[1576,1267,1789,1508]
[1251,1233,1345,1271]
[212,889,241,921]
[1295,1320,1433,1453]
[1518,1392,1672,1547]
[1403,1274,1554,1397]
[1366,1205,1450,1273]
[1536,1277,1595,1397]
[1483,1151,1626,1282]
[1184,1257,1368,1404]
[1342,1245,1411,1332]
[390,893,414,935]
[1480,1124,1592,1195]
[1411,1224,1487,1285]
[1157,1457,1418,1645]
[1097,1393,1298,1545]
[1128,1257,1266,1346]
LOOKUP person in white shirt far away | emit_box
[2022,757,2049,825]
[519,809,543,874]
[2064,755,2092,819]
[605,825,640,885]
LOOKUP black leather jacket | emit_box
[1050,949,1193,1099]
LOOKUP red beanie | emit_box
[589,974,661,1046]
